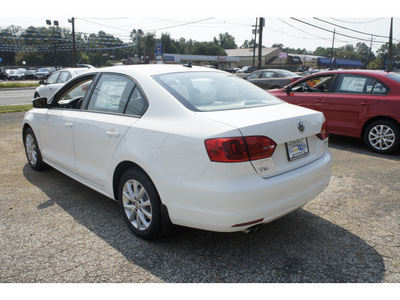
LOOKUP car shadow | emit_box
[23,164,385,283]
[328,134,400,160]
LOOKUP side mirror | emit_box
[32,97,49,108]
[284,86,291,95]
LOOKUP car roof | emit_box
[307,69,395,77]
[98,64,226,77]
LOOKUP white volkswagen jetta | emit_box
[22,64,332,239]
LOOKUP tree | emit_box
[213,32,237,49]
[160,33,178,54]
[190,42,227,56]
[313,47,333,58]
[356,42,375,63]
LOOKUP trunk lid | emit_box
[197,102,328,178]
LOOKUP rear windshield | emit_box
[153,71,282,111]
[386,73,400,83]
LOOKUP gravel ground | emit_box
[0,112,399,283]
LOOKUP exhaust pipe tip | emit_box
[242,224,263,234]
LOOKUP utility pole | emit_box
[46,20,59,71]
[68,17,76,67]
[330,29,335,69]
[388,17,393,72]
[252,18,258,68]
[257,17,265,70]
[368,35,373,66]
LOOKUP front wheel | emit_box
[118,169,162,240]
[24,128,46,170]
[363,120,400,154]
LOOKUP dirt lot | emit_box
[0,112,399,283]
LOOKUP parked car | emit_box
[268,69,400,154]
[8,69,27,80]
[244,69,302,90]
[22,65,332,239]
[0,68,8,80]
[35,68,54,80]
[297,69,321,77]
[24,70,37,80]
[76,64,95,69]
[235,66,256,78]
[236,66,257,74]
[34,68,93,99]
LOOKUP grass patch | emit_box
[0,82,39,89]
[0,104,33,113]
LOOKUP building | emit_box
[161,53,240,70]
[225,48,303,70]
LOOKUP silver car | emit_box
[245,69,302,90]
[34,68,92,99]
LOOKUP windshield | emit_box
[154,71,282,111]
[279,70,298,77]
[386,73,400,83]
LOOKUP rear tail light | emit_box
[290,77,300,83]
[317,121,329,140]
[205,136,276,162]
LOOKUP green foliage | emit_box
[1,24,399,69]
[190,42,227,56]
[213,33,237,49]
[0,104,33,113]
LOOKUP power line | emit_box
[146,17,215,32]
[330,18,384,24]
[313,17,389,39]
[290,17,389,44]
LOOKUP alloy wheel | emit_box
[25,133,38,166]
[122,179,152,231]
[368,124,395,151]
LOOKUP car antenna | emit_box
[183,61,192,68]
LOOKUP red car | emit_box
[269,70,400,154]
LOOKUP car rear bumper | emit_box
[162,149,333,232]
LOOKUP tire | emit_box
[118,169,162,240]
[23,128,46,170]
[363,119,400,154]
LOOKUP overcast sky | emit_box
[1,0,399,53]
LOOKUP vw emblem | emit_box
[297,121,305,134]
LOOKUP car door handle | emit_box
[361,101,371,106]
[315,99,325,103]
[65,121,73,128]
[106,129,119,138]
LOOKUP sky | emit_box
[1,0,399,53]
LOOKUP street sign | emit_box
[155,42,162,60]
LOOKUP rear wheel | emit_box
[24,128,46,170]
[363,119,400,154]
[118,169,162,240]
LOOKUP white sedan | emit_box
[22,65,332,239]
[34,68,93,99]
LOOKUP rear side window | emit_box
[154,71,282,112]
[335,74,388,95]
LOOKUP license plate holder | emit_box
[286,138,310,161]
